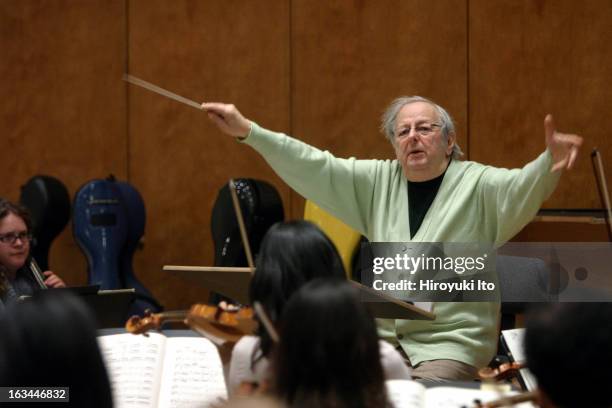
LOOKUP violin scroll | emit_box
[125,309,168,335]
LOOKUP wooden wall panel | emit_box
[469,0,612,209]
[0,1,127,286]
[3,0,610,311]
[128,0,291,309]
[291,0,468,217]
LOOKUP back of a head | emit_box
[0,291,113,407]
[274,278,387,408]
[525,303,612,408]
[249,221,345,352]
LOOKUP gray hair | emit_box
[380,96,463,159]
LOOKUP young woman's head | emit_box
[274,278,388,408]
[525,303,612,408]
[249,221,345,356]
[0,291,113,407]
[0,199,32,273]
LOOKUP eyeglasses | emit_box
[0,231,32,245]
[395,123,442,139]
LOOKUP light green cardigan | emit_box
[243,122,560,368]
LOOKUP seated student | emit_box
[0,291,113,407]
[273,278,391,408]
[524,303,612,408]
[228,221,410,394]
[0,198,65,307]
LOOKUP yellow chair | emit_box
[303,200,362,278]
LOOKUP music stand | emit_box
[166,179,434,321]
[163,265,434,320]
[22,287,136,329]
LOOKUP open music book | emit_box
[386,380,534,408]
[98,332,227,408]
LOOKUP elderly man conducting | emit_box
[202,96,582,381]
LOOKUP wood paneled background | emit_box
[1,0,610,309]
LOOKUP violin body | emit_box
[126,304,257,342]
[186,304,257,342]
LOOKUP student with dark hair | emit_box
[0,198,65,308]
[524,303,612,408]
[228,221,410,393]
[0,291,113,407]
[274,278,391,408]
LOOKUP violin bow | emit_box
[229,179,256,272]
[225,188,280,340]
[253,301,279,343]
[29,258,48,290]
[591,149,612,241]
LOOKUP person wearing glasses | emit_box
[201,96,582,381]
[0,198,66,307]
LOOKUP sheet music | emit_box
[98,333,166,408]
[426,387,534,408]
[501,328,538,391]
[386,380,426,408]
[157,337,227,408]
[385,381,535,408]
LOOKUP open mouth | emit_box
[408,150,425,157]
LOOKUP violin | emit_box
[125,302,257,342]
[478,361,524,382]
[475,362,541,407]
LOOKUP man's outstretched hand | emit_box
[545,114,583,172]
[202,102,252,139]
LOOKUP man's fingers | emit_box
[202,101,250,137]
[564,133,583,147]
[567,146,579,170]
[201,102,228,113]
[544,114,555,144]
[207,112,227,126]
[202,102,236,118]
[551,160,567,173]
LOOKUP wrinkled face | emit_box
[0,213,30,274]
[393,101,455,181]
